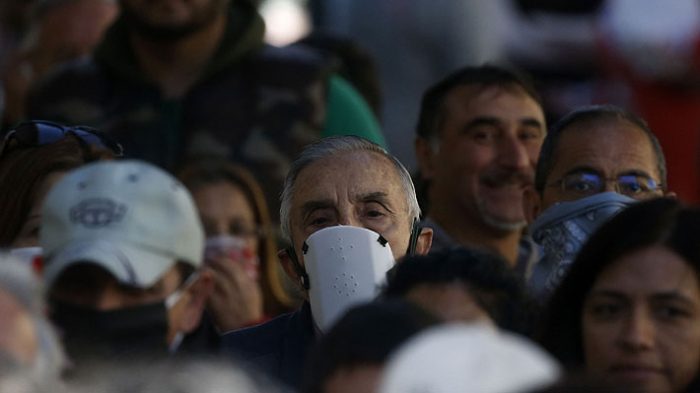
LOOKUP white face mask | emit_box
[302,226,395,332]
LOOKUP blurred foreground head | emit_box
[0,255,66,389]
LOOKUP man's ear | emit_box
[175,271,214,334]
[278,248,308,295]
[415,137,437,180]
[278,248,298,282]
[523,187,541,225]
[414,227,433,256]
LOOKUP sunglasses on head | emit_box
[0,120,124,158]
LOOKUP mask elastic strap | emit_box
[287,245,310,290]
[406,218,421,256]
[165,271,200,309]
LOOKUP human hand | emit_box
[205,248,264,332]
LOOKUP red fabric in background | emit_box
[631,82,700,205]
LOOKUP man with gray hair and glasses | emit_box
[523,104,674,297]
[222,136,433,390]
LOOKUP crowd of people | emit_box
[1,1,700,393]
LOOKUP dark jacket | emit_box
[27,1,383,215]
[221,302,314,390]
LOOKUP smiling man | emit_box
[415,65,546,273]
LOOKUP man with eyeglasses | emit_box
[524,104,673,297]
[39,160,213,368]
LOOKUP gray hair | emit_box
[280,136,420,243]
[0,256,66,384]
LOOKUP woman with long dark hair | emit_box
[540,198,700,392]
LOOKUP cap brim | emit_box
[44,239,177,290]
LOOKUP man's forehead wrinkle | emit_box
[556,125,659,176]
[357,191,390,202]
[299,199,336,221]
[521,117,545,129]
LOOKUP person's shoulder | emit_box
[220,308,302,356]
[221,304,314,389]
[245,44,336,87]
[34,57,107,91]
[27,57,113,120]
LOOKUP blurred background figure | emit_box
[27,0,384,225]
[596,0,700,205]
[313,0,512,169]
[379,323,560,393]
[505,0,604,122]
[303,300,439,393]
[382,247,537,337]
[541,198,700,392]
[296,31,382,119]
[1,0,118,128]
[0,256,66,390]
[0,1,36,72]
[0,120,121,257]
[178,160,299,351]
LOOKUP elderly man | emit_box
[524,104,672,296]
[222,136,432,389]
[40,160,213,365]
[414,65,546,275]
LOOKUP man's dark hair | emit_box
[416,64,541,141]
[534,104,667,194]
[302,299,438,393]
[382,247,538,336]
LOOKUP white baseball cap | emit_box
[380,323,561,393]
[40,160,204,289]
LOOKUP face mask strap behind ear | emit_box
[406,218,421,256]
[286,246,310,290]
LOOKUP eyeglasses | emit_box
[547,171,663,198]
[0,120,124,158]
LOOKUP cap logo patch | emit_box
[70,198,127,228]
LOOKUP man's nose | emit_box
[498,135,531,170]
[602,179,618,193]
[337,210,362,228]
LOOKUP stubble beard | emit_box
[475,169,531,233]
[119,0,228,42]
[476,196,527,233]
